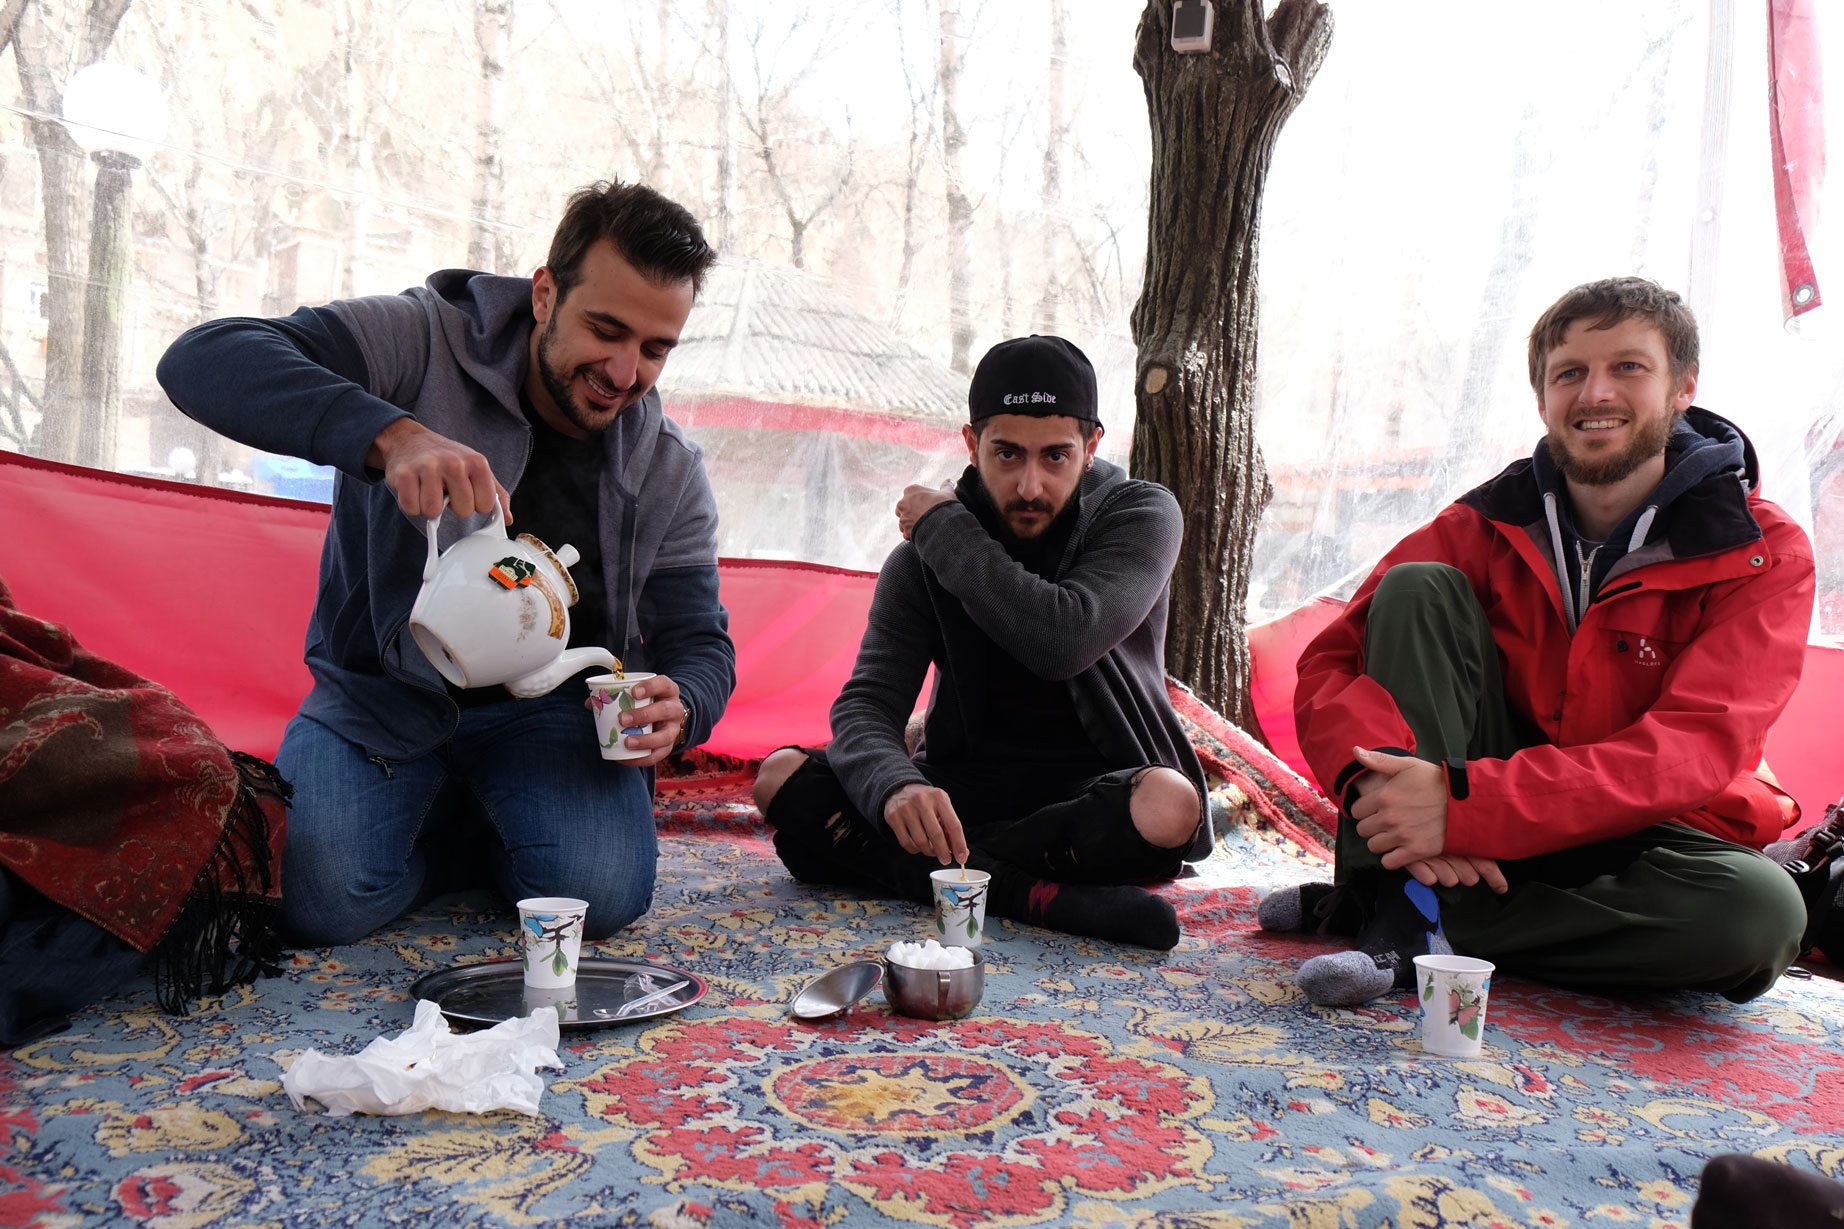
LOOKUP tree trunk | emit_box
[1130,0,1332,734]
[467,0,512,273]
[0,0,30,56]
[713,0,735,252]
[890,0,934,328]
[76,151,133,470]
[1033,0,1067,335]
[938,0,973,374]
[1449,106,1542,464]
[11,0,133,464]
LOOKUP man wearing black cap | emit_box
[751,335,1211,949]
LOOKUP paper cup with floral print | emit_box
[930,868,992,948]
[1414,954,1495,1057]
[587,672,655,762]
[517,896,589,988]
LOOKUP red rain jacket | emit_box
[1296,417,1816,861]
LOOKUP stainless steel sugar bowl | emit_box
[882,949,985,1021]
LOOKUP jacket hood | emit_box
[1530,405,1753,526]
[1466,406,1762,556]
[1463,406,1766,632]
[421,269,540,409]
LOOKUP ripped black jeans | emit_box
[763,747,1188,904]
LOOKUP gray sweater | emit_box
[157,270,735,762]
[827,458,1211,861]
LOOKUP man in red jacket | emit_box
[1265,277,1815,1007]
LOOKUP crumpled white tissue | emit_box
[280,999,563,1117]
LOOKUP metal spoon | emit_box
[789,961,884,1022]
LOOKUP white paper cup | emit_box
[587,672,655,762]
[517,896,589,988]
[1414,954,1495,1057]
[930,868,992,948]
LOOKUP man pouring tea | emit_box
[158,181,735,945]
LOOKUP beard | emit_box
[993,491,1082,544]
[1548,407,1679,487]
[536,315,636,436]
[1001,497,1057,539]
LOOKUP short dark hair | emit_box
[1527,277,1699,391]
[970,416,1100,444]
[545,180,717,303]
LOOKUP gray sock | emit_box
[1257,886,1306,932]
[1257,881,1336,934]
[1297,950,1401,1007]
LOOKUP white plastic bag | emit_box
[280,999,563,1117]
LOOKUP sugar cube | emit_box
[887,939,973,970]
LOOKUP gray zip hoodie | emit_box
[157,269,735,762]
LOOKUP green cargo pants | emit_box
[1345,562,1805,1002]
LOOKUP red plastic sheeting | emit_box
[3,447,1838,828]
[1769,0,1826,319]
[0,450,859,760]
[2,452,322,758]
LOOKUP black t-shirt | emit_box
[449,393,612,706]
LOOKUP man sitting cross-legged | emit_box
[1264,277,1814,1007]
[753,335,1211,950]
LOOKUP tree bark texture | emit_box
[467,0,512,273]
[76,152,132,470]
[1032,0,1067,335]
[938,0,974,374]
[12,0,133,464]
[1130,0,1331,734]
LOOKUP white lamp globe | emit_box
[60,63,168,162]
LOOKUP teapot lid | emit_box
[517,534,580,606]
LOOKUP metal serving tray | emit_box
[410,957,707,1031]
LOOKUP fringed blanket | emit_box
[0,577,286,1013]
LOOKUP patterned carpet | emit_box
[7,743,1844,1227]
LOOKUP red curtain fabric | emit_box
[0,450,860,760]
[3,447,1836,827]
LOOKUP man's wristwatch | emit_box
[673,694,693,750]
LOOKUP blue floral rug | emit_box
[6,771,1844,1227]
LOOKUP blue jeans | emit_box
[1,871,147,1046]
[274,690,657,945]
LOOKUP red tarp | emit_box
[0,450,863,760]
[1768,0,1826,320]
[4,447,1839,826]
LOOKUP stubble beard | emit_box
[1549,406,1679,487]
[536,315,634,437]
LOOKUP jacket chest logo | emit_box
[1614,636,1663,667]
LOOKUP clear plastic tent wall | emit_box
[0,0,1837,627]
[1252,1,1842,634]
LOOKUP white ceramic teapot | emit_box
[407,498,619,698]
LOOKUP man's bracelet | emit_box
[673,695,693,750]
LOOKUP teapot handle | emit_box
[422,494,507,583]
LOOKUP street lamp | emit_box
[60,62,168,471]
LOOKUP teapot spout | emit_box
[504,648,620,699]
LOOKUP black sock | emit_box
[986,873,1180,950]
[1350,872,1447,989]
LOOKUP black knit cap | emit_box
[967,334,1099,424]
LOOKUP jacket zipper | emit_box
[1576,541,1601,619]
